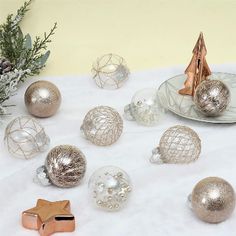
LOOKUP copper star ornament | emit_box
[22,199,75,236]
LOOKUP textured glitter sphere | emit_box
[150,125,201,164]
[194,80,230,117]
[88,166,132,211]
[4,116,50,159]
[124,88,165,126]
[190,177,235,223]
[92,53,130,89]
[81,106,123,146]
[36,145,86,188]
[25,80,61,118]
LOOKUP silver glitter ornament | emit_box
[92,53,130,89]
[189,177,235,223]
[150,125,201,164]
[88,166,132,211]
[124,88,165,126]
[194,80,230,117]
[24,80,61,118]
[35,145,86,188]
[4,116,50,159]
[81,106,123,146]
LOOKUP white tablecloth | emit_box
[1,64,236,236]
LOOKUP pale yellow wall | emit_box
[0,0,236,76]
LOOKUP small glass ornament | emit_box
[91,53,130,89]
[124,88,165,126]
[80,106,123,146]
[188,177,235,223]
[35,145,86,188]
[88,166,132,211]
[24,80,61,118]
[150,125,201,164]
[4,116,50,159]
[194,79,230,117]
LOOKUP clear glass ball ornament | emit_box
[88,166,132,211]
[124,88,165,126]
[80,106,123,146]
[91,53,130,89]
[4,116,50,159]
[188,177,235,223]
[35,145,87,188]
[194,80,230,117]
[150,125,201,164]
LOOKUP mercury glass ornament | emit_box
[124,88,165,126]
[150,125,201,164]
[81,106,123,146]
[24,80,61,118]
[194,80,230,117]
[35,145,86,188]
[4,116,50,159]
[92,53,130,89]
[88,166,132,211]
[188,177,235,223]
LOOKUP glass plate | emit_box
[158,72,236,123]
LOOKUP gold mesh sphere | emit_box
[150,125,201,164]
[81,106,123,146]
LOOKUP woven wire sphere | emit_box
[4,116,50,159]
[150,125,201,164]
[81,106,123,146]
[92,53,130,89]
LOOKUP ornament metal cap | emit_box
[124,104,135,121]
[34,165,51,186]
[149,147,164,164]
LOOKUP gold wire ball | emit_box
[150,125,201,164]
[4,116,50,159]
[92,53,130,89]
[81,106,123,146]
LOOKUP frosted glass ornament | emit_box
[88,166,132,211]
[4,116,50,159]
[124,88,165,126]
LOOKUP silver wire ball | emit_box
[4,116,50,159]
[150,125,201,164]
[92,53,130,89]
[36,145,87,188]
[81,106,123,146]
[194,80,230,117]
[88,166,132,211]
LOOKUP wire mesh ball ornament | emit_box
[80,106,123,146]
[150,125,201,164]
[88,166,132,211]
[194,80,230,117]
[35,145,87,188]
[188,177,235,223]
[24,80,61,118]
[4,116,50,159]
[124,88,165,126]
[91,53,130,89]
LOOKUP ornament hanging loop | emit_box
[149,147,164,164]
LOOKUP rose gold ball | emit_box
[24,80,61,118]
[191,177,235,223]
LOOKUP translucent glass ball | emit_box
[88,166,132,211]
[124,88,165,126]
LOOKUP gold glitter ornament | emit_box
[4,116,50,159]
[150,125,201,164]
[80,106,123,146]
[24,80,61,118]
[35,145,86,188]
[189,177,235,223]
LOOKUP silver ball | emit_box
[24,80,61,118]
[92,53,130,89]
[190,177,235,223]
[194,80,230,117]
[4,116,50,159]
[44,145,86,188]
[81,106,123,146]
